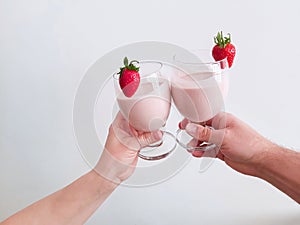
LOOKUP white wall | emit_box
[1,0,299,224]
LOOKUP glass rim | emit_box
[173,55,227,66]
[172,49,228,69]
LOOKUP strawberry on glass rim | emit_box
[212,31,236,68]
[118,57,140,97]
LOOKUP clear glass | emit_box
[114,61,176,160]
[171,49,228,152]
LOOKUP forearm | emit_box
[1,170,118,225]
[255,145,300,203]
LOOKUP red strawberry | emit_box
[212,31,236,68]
[118,57,140,97]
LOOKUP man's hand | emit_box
[179,112,275,176]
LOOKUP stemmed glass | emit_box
[171,50,229,153]
[114,61,177,160]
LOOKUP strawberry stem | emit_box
[130,60,139,64]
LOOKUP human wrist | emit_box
[251,141,281,178]
[89,170,119,194]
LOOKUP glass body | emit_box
[114,61,176,160]
[171,50,228,151]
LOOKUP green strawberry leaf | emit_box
[118,57,140,76]
[214,31,231,48]
[123,57,129,67]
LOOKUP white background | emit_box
[1,0,300,224]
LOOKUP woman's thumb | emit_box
[138,130,163,147]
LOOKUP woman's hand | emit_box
[95,112,162,184]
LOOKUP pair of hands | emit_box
[95,112,274,184]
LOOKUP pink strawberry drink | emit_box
[171,71,224,123]
[117,78,171,132]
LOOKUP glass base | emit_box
[138,131,177,160]
[176,129,216,152]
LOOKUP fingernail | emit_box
[153,130,163,141]
[192,150,204,158]
[178,122,182,129]
[186,123,197,135]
